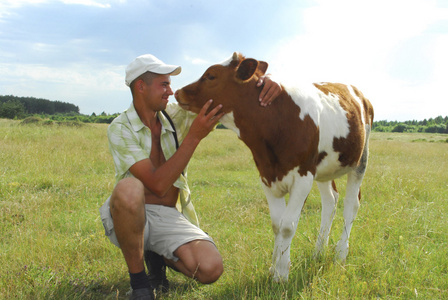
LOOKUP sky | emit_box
[1,0,448,121]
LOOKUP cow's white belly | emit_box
[315,150,352,182]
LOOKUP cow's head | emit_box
[175,52,268,114]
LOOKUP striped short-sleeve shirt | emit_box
[107,102,199,226]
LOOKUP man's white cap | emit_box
[125,54,181,86]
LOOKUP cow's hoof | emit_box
[335,241,349,262]
[270,266,289,283]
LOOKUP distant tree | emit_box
[392,123,407,133]
[0,100,26,119]
[425,124,446,133]
[434,115,444,124]
[373,125,389,132]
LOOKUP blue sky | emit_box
[1,0,447,121]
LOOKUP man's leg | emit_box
[110,178,153,298]
[144,250,169,292]
[167,240,223,284]
[110,177,146,273]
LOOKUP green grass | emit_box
[1,119,447,299]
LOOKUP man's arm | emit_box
[129,100,223,198]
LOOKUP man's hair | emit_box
[129,71,159,93]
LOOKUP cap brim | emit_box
[153,65,182,76]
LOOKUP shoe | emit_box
[144,250,170,293]
[129,287,154,300]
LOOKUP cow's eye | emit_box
[207,75,215,80]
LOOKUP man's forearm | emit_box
[148,134,200,197]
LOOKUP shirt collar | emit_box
[125,103,145,132]
[125,103,175,134]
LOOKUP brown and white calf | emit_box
[175,52,374,282]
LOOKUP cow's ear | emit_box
[236,59,258,81]
[258,61,268,75]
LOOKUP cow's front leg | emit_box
[261,183,286,280]
[264,172,314,282]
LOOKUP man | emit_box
[99,54,281,300]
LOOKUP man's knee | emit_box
[197,256,223,284]
[175,241,224,284]
[194,244,224,284]
[110,178,145,213]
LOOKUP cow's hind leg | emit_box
[314,180,339,258]
[336,143,369,262]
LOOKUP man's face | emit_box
[145,74,173,111]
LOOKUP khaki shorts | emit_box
[99,198,214,261]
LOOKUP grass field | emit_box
[1,119,447,299]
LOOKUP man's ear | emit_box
[136,79,145,92]
[236,59,258,81]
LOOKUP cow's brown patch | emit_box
[313,83,373,168]
[232,92,320,185]
[352,85,374,126]
[331,180,338,193]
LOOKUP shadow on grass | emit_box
[157,253,335,299]
[51,271,218,299]
[220,252,342,299]
[6,263,133,299]
[48,277,129,299]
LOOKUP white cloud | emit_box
[431,34,448,83]
[0,0,47,8]
[0,0,112,13]
[267,0,448,120]
[183,55,210,66]
[4,62,125,90]
[0,0,43,19]
[60,0,111,8]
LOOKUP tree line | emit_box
[373,116,448,134]
[0,95,79,118]
[0,95,117,123]
[1,95,447,132]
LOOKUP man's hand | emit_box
[188,100,224,142]
[257,74,282,107]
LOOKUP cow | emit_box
[174,52,374,282]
